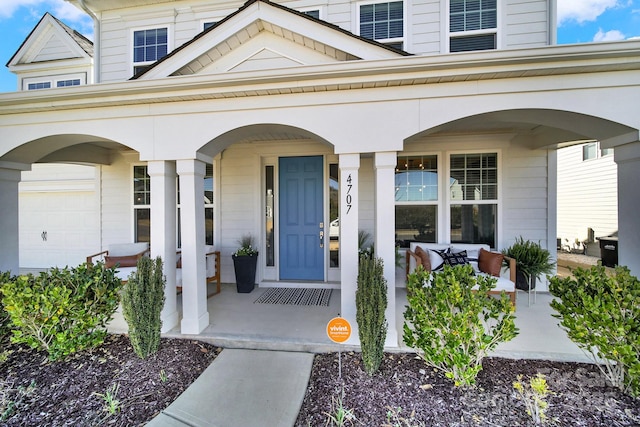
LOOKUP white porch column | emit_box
[374,152,398,347]
[0,163,29,274]
[614,141,640,277]
[339,154,360,345]
[147,161,179,333]
[177,159,209,334]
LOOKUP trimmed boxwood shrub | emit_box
[0,263,121,361]
[404,264,518,387]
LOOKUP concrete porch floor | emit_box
[108,281,591,363]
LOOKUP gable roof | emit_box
[133,0,409,80]
[6,13,93,68]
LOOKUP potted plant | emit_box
[232,234,258,293]
[502,237,555,291]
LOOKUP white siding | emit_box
[504,0,549,49]
[33,34,78,62]
[502,145,550,246]
[100,153,137,247]
[409,0,441,55]
[557,144,618,243]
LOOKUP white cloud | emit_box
[557,0,622,25]
[0,0,90,25]
[593,28,626,41]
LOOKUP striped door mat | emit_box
[254,288,332,306]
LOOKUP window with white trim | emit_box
[395,155,439,245]
[133,27,168,75]
[395,152,499,248]
[449,0,497,53]
[57,79,81,87]
[583,142,613,161]
[449,153,497,247]
[133,166,151,243]
[27,82,51,90]
[358,1,404,50]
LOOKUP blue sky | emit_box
[0,0,639,93]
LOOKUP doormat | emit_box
[254,288,332,306]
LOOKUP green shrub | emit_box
[121,256,165,359]
[403,264,518,387]
[549,264,640,396]
[356,255,388,375]
[0,264,121,361]
[0,272,15,340]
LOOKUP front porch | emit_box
[108,282,590,363]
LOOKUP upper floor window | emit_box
[27,82,51,90]
[57,79,81,88]
[133,28,168,74]
[359,1,404,50]
[449,0,497,53]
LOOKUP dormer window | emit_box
[133,28,168,75]
[358,1,404,50]
[449,0,497,52]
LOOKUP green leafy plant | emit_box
[0,380,36,421]
[358,230,374,259]
[94,383,121,415]
[324,387,356,427]
[0,264,121,361]
[403,264,518,387]
[549,264,640,396]
[233,234,258,256]
[513,373,552,425]
[160,369,168,383]
[0,271,16,340]
[121,256,165,359]
[356,255,388,375]
[502,237,555,289]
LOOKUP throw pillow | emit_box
[442,250,469,267]
[478,248,504,277]
[430,249,449,271]
[414,246,432,271]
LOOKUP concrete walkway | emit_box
[146,349,314,427]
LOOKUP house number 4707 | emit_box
[346,174,353,214]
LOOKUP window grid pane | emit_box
[450,153,497,201]
[360,1,403,41]
[396,205,437,246]
[133,28,168,63]
[133,166,151,205]
[450,204,496,246]
[395,155,438,202]
[450,0,496,33]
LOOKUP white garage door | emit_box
[19,191,100,270]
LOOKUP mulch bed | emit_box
[295,352,640,427]
[0,334,220,426]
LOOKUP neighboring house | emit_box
[1,0,639,346]
[557,141,617,255]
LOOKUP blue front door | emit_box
[279,156,324,280]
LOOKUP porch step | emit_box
[146,349,314,427]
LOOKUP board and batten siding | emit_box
[557,144,618,244]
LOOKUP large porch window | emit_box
[449,152,497,247]
[394,152,499,248]
[395,155,438,246]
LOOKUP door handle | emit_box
[319,230,324,248]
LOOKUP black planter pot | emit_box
[515,269,536,292]
[232,253,258,293]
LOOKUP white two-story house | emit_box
[1,0,639,345]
